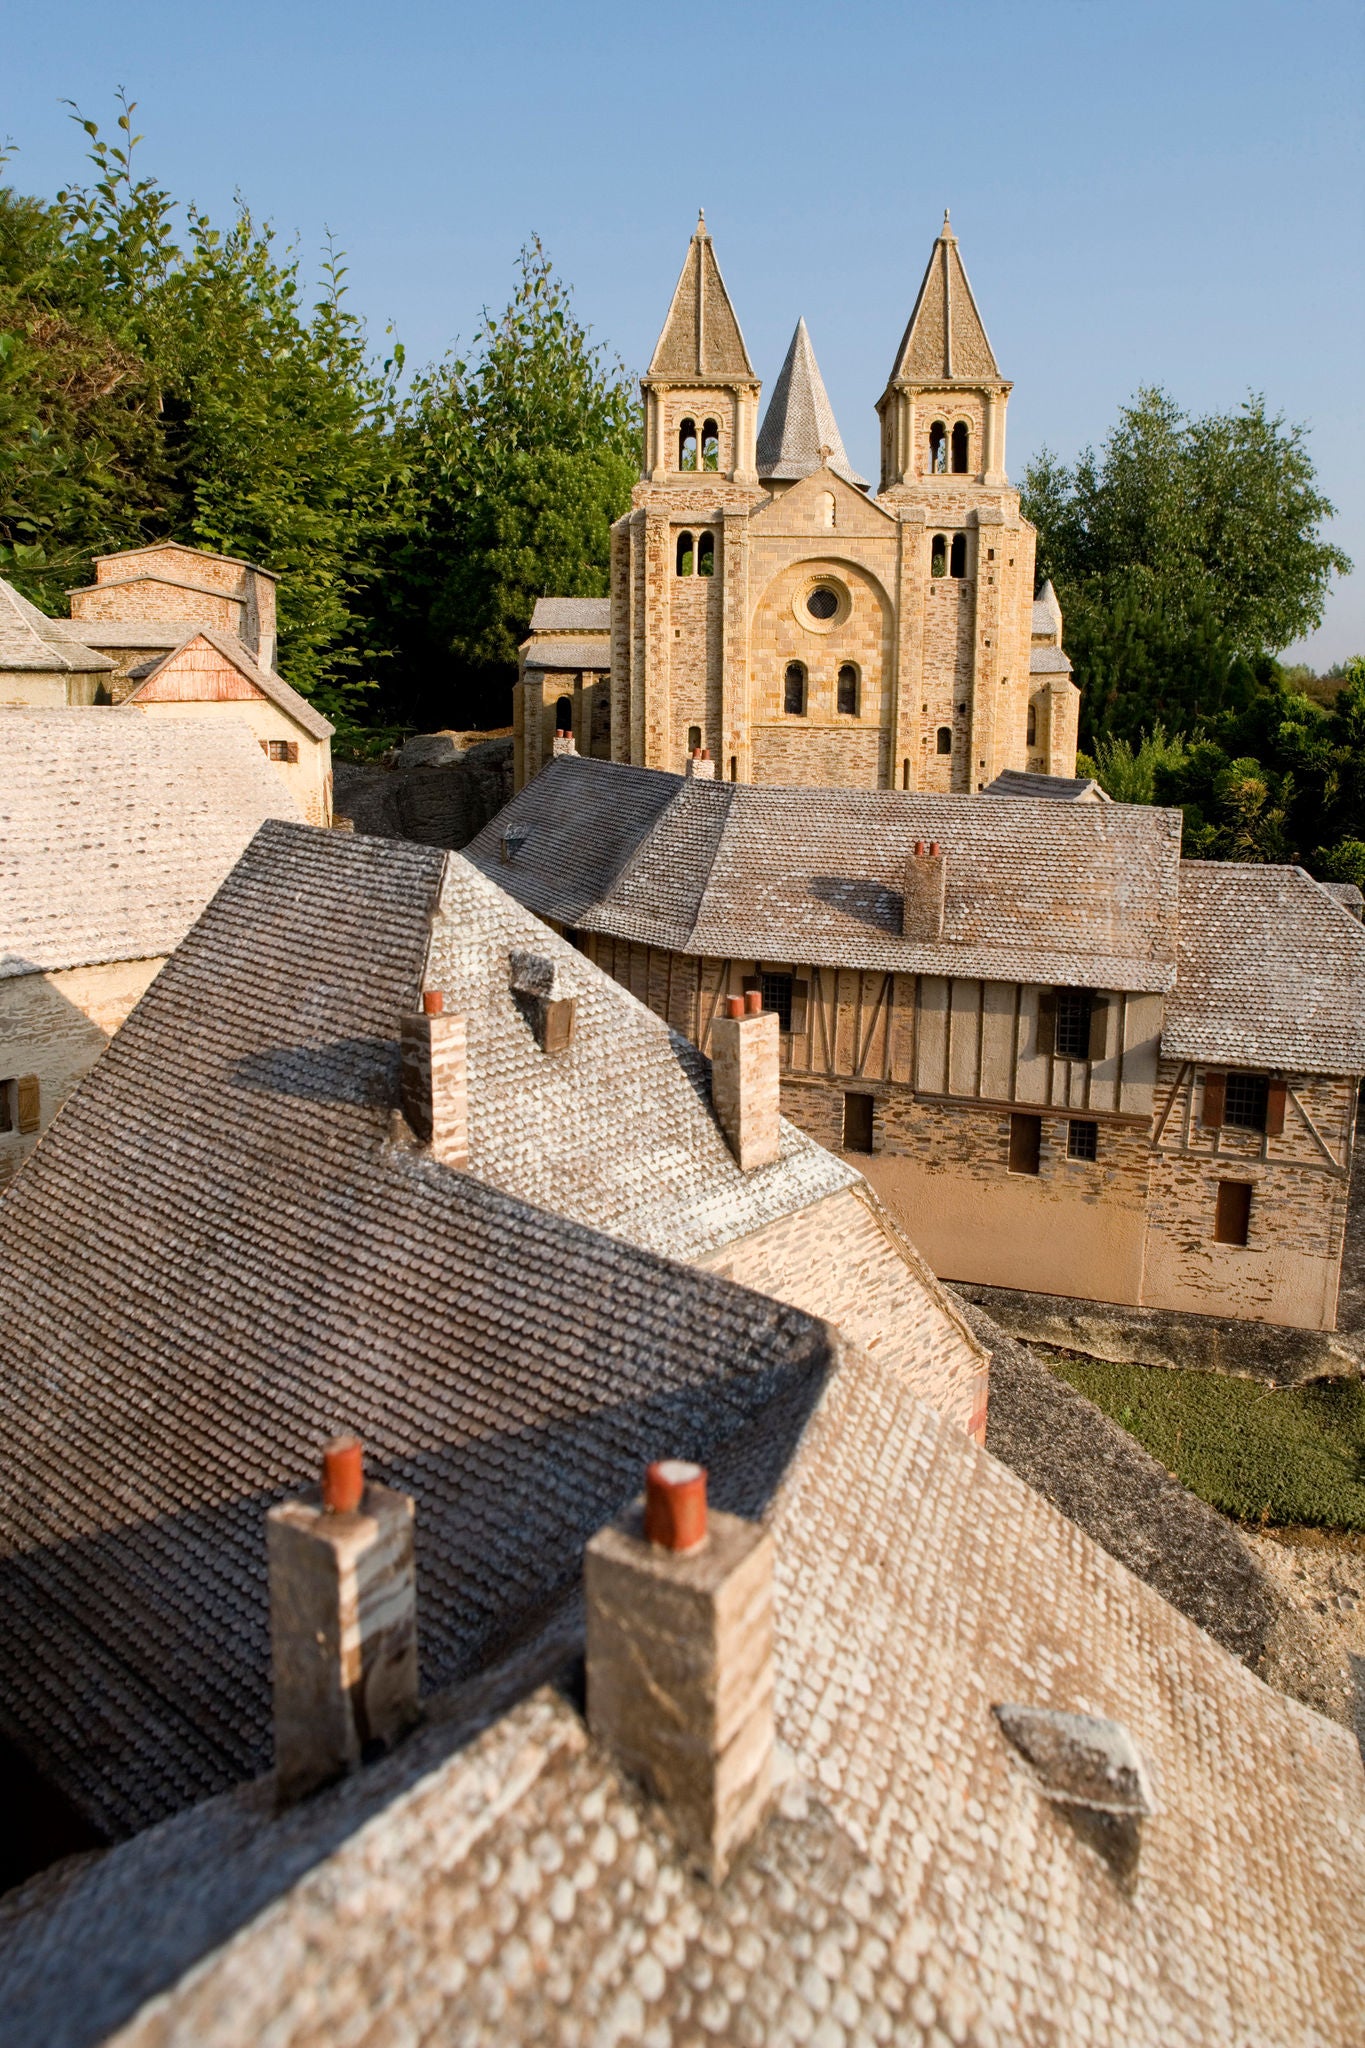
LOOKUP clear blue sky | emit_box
[8,0,1363,662]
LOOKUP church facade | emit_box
[516,214,1078,792]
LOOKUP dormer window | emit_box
[929,421,948,473]
[701,419,719,471]
[679,418,698,471]
[951,421,969,473]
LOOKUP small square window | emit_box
[1054,988,1093,1062]
[761,973,794,1032]
[1224,1073,1268,1131]
[1067,1119,1098,1162]
[1008,1113,1041,1175]
[843,1092,875,1153]
[267,739,299,764]
[1214,1181,1252,1245]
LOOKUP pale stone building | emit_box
[517,213,1078,793]
[470,755,1365,1334]
[0,708,299,1187]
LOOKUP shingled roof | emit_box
[756,317,868,489]
[0,822,841,1837]
[3,1338,1362,2047]
[885,211,1001,385]
[0,580,114,676]
[122,627,333,741]
[466,756,1184,992]
[0,708,299,978]
[647,212,756,382]
[527,598,611,634]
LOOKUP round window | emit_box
[806,587,839,621]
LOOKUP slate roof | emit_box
[1030,645,1074,675]
[43,620,204,650]
[3,1341,1362,2048]
[528,598,612,633]
[986,769,1108,803]
[0,708,300,978]
[466,757,1184,991]
[1164,861,1365,1073]
[885,213,1001,386]
[756,318,868,489]
[647,213,756,382]
[0,822,840,1837]
[123,627,334,741]
[521,637,611,671]
[0,580,114,675]
[1032,580,1063,641]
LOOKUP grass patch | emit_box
[1044,1355,1365,1530]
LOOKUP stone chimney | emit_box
[686,748,716,780]
[552,727,578,758]
[585,1461,775,1881]
[710,991,780,1171]
[267,1437,420,1807]
[400,990,469,1167]
[902,840,946,942]
[509,950,577,1053]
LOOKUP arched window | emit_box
[819,491,836,531]
[678,418,698,471]
[936,726,953,755]
[676,530,695,576]
[837,664,859,715]
[701,419,720,471]
[931,533,947,578]
[951,421,969,473]
[784,662,807,716]
[555,696,573,730]
[697,530,715,577]
[1026,703,1037,746]
[950,533,967,578]
[687,724,702,752]
[928,421,948,474]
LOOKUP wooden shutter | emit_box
[17,1075,40,1134]
[1202,1071,1226,1129]
[1036,988,1057,1058]
[1087,994,1111,1062]
[789,979,810,1036]
[1265,1078,1287,1137]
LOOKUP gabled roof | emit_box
[4,1328,1362,2047]
[521,638,612,672]
[986,769,1109,803]
[0,822,838,1837]
[646,212,756,382]
[467,757,1184,992]
[756,318,868,489]
[0,708,300,977]
[0,580,114,675]
[885,211,1001,385]
[123,627,333,741]
[528,598,612,633]
[1165,861,1365,1074]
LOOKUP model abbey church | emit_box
[516,212,1078,792]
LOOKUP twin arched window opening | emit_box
[676,529,715,576]
[783,662,859,717]
[931,532,968,579]
[928,419,971,475]
[679,417,720,473]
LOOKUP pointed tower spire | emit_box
[887,213,1000,384]
[756,319,867,489]
[648,214,755,381]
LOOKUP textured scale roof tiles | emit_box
[647,215,756,382]
[756,318,868,489]
[1029,645,1074,675]
[0,579,115,675]
[3,1341,1362,2047]
[0,822,841,1837]
[986,769,1107,803]
[0,708,301,978]
[467,757,1184,992]
[1164,860,1365,1072]
[124,627,334,741]
[528,598,612,633]
[886,214,1001,385]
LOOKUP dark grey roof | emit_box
[756,318,867,489]
[0,580,115,675]
[1164,862,1365,1073]
[124,627,333,741]
[0,822,834,1837]
[1032,581,1063,641]
[468,757,1183,991]
[986,770,1109,803]
[1317,879,1363,917]
[1029,646,1074,675]
[521,637,611,671]
[43,620,196,650]
[528,598,612,633]
[0,709,300,977]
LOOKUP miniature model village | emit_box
[1,217,1362,2047]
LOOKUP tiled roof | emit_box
[0,822,838,1837]
[1032,580,1063,640]
[528,598,612,633]
[467,757,1184,991]
[1165,861,1365,1073]
[4,1343,1362,2048]
[43,620,203,650]
[647,215,756,381]
[0,709,300,977]
[986,769,1108,802]
[124,627,334,741]
[0,580,114,675]
[1029,645,1074,674]
[521,637,611,671]
[885,214,1000,385]
[756,318,868,489]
